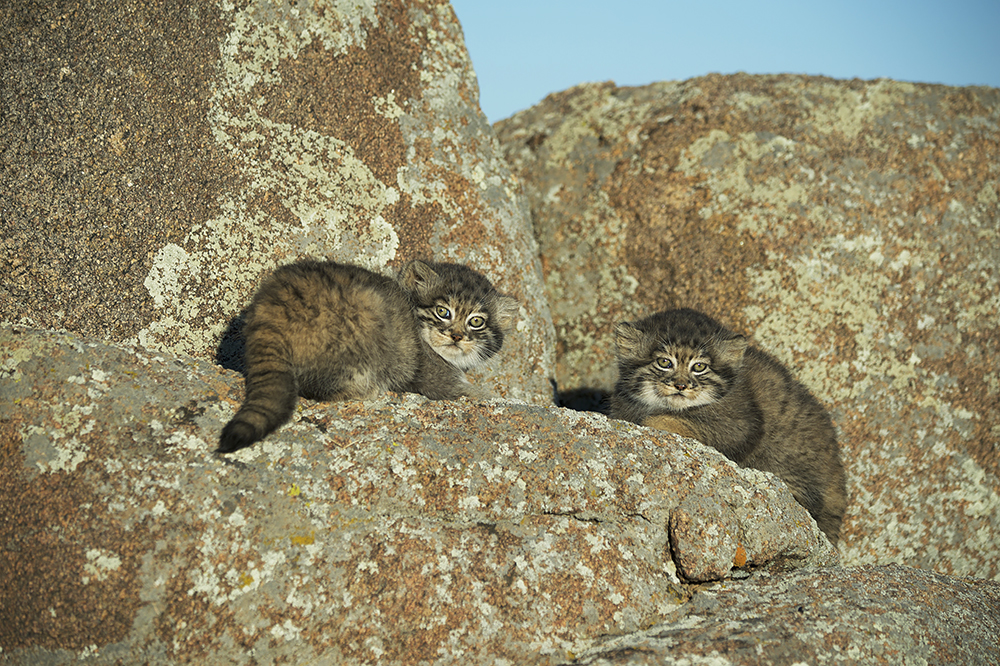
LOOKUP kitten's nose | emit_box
[451,332,464,342]
[674,383,687,391]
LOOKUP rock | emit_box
[4,5,996,661]
[0,325,836,664]
[568,564,1000,665]
[0,0,555,404]
[496,74,1000,578]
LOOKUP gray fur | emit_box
[218,259,517,453]
[610,308,847,544]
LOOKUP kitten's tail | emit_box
[217,340,298,454]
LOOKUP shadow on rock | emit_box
[555,385,611,415]
[216,311,247,374]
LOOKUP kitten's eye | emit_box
[434,305,451,320]
[655,357,674,370]
[691,361,709,373]
[467,315,486,330]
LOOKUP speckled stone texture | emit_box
[1,326,838,664]
[568,564,1000,665]
[5,6,999,662]
[496,75,1000,579]
[0,0,555,404]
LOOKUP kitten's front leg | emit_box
[458,381,497,401]
[642,414,700,441]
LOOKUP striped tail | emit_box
[217,342,298,453]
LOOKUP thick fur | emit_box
[610,308,847,544]
[400,260,518,378]
[218,259,517,453]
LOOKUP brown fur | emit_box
[218,259,516,453]
[611,308,847,544]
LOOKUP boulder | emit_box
[496,74,1000,577]
[1,325,836,664]
[569,564,1000,665]
[0,0,555,403]
[4,2,998,661]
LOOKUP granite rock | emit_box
[4,5,998,662]
[569,564,1000,665]
[496,74,1000,578]
[0,325,837,664]
[0,0,555,403]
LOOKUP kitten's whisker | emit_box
[219,259,518,452]
[610,307,846,545]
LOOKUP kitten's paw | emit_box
[642,414,700,440]
[463,384,497,401]
[216,420,260,454]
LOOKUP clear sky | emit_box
[451,0,1000,123]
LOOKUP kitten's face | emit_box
[419,299,498,371]
[615,311,747,413]
[631,345,727,411]
[400,260,518,372]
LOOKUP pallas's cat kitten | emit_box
[218,259,518,453]
[610,308,846,544]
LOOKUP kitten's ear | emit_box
[493,295,519,333]
[614,322,643,357]
[715,335,748,366]
[399,260,440,294]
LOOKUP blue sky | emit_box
[451,0,1000,123]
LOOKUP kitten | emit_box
[217,259,518,453]
[610,308,847,544]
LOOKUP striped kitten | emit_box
[217,259,517,453]
[610,308,847,544]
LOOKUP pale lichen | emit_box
[135,0,400,357]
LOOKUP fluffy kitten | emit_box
[217,259,518,453]
[610,308,847,544]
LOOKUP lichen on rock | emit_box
[497,73,1000,579]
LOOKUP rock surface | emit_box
[1,325,837,664]
[0,0,555,403]
[496,75,1000,578]
[568,564,1000,665]
[3,1,998,661]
